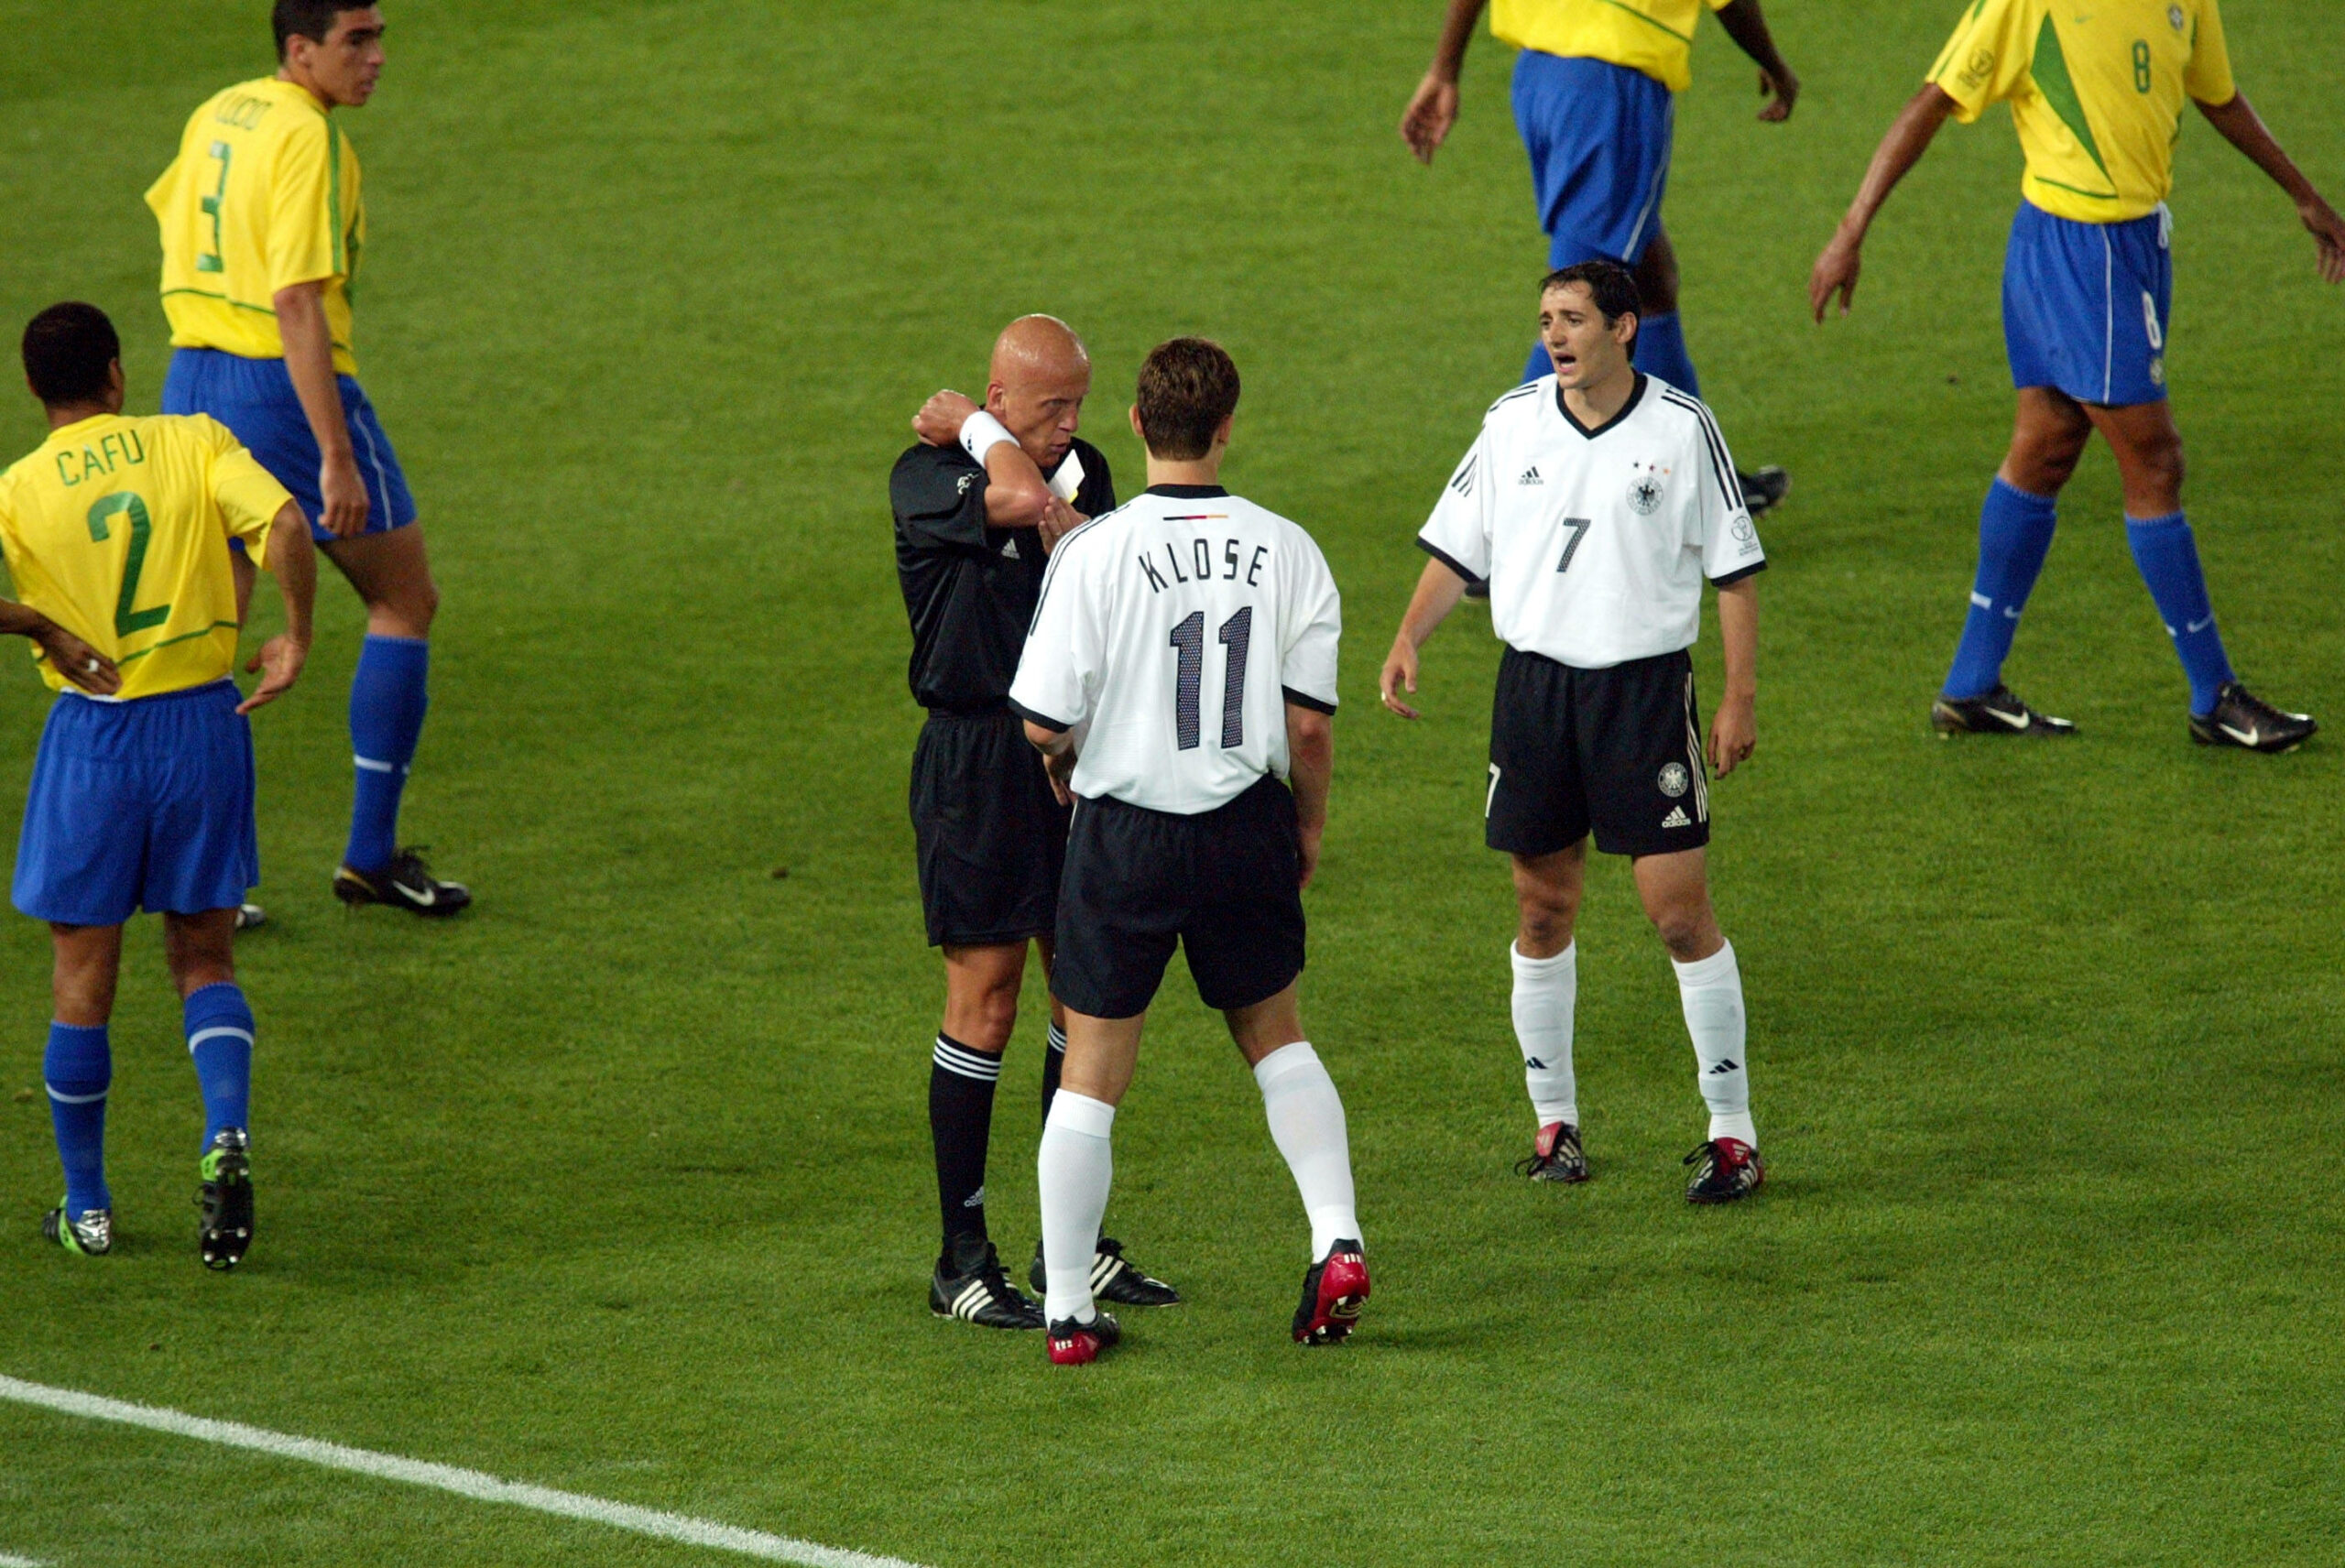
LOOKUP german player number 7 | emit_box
[1555,517,1593,574]
[1169,606,1252,751]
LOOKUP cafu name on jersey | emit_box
[1137,536,1270,594]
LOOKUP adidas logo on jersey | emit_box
[1517,465,1543,486]
[1662,806,1693,829]
[1000,538,1020,560]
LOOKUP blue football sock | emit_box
[1631,311,1700,398]
[184,983,255,1149]
[344,634,431,875]
[1943,479,2061,700]
[45,1022,110,1214]
[2125,510,2233,715]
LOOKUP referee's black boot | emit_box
[333,847,471,916]
[1930,684,2076,737]
[932,1236,1044,1330]
[2188,681,2317,754]
[1029,1235,1181,1308]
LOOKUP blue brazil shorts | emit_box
[161,346,418,542]
[12,679,258,926]
[1512,50,1675,267]
[2002,200,2173,407]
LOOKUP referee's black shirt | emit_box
[890,436,1115,712]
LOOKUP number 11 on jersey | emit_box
[1171,605,1253,750]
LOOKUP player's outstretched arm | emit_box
[2197,93,2345,285]
[1715,0,1799,122]
[0,600,119,695]
[1402,0,1489,165]
[911,390,1059,528]
[274,282,369,538]
[238,501,316,715]
[1285,703,1334,889]
[1810,84,1958,321]
[1708,576,1758,778]
[1380,556,1471,718]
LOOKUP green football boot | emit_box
[197,1127,254,1270]
[43,1202,113,1257]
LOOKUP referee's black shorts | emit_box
[909,707,1070,948]
[1486,646,1711,860]
[1052,774,1306,1019]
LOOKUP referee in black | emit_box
[893,315,1178,1328]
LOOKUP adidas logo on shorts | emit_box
[1662,805,1693,829]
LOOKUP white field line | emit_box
[0,1376,929,1568]
[0,1553,53,1566]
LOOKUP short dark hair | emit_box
[21,303,120,408]
[1541,260,1642,343]
[1134,337,1240,461]
[275,0,368,60]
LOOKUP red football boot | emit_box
[1683,1138,1765,1204]
[1292,1240,1369,1345]
[1045,1311,1120,1366]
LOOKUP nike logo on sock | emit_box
[2186,615,2214,634]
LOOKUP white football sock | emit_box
[1510,941,1578,1127]
[1673,940,1755,1148]
[1253,1041,1359,1259]
[1037,1091,1115,1323]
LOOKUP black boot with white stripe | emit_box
[1029,1235,1181,1308]
[931,1236,1045,1330]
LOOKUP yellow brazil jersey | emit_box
[1491,0,1733,93]
[146,77,365,375]
[1928,0,2236,223]
[0,415,289,700]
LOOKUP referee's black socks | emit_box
[931,1032,1001,1263]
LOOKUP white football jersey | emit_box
[1418,375,1764,670]
[1010,485,1341,816]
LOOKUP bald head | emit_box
[985,314,1093,470]
[990,314,1089,386]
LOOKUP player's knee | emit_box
[1516,898,1576,953]
[1645,898,1715,958]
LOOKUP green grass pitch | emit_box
[2,1,2342,1562]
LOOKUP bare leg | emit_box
[49,923,124,1028]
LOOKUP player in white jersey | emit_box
[1380,262,1769,1204]
[1009,339,1367,1365]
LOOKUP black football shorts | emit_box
[1486,646,1711,860]
[1052,774,1306,1019]
[910,708,1070,947]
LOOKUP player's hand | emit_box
[1401,72,1460,165]
[1296,822,1324,889]
[913,390,980,448]
[1039,496,1085,553]
[2301,196,2345,284]
[1379,637,1423,719]
[318,451,369,538]
[33,623,120,696]
[1707,693,1756,778]
[1758,65,1799,123]
[237,633,309,714]
[1041,746,1075,807]
[1809,231,1863,322]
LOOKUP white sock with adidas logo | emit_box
[1673,939,1755,1148]
[1509,941,1578,1127]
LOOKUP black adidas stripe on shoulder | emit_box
[1485,382,1543,417]
[1659,389,1745,514]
